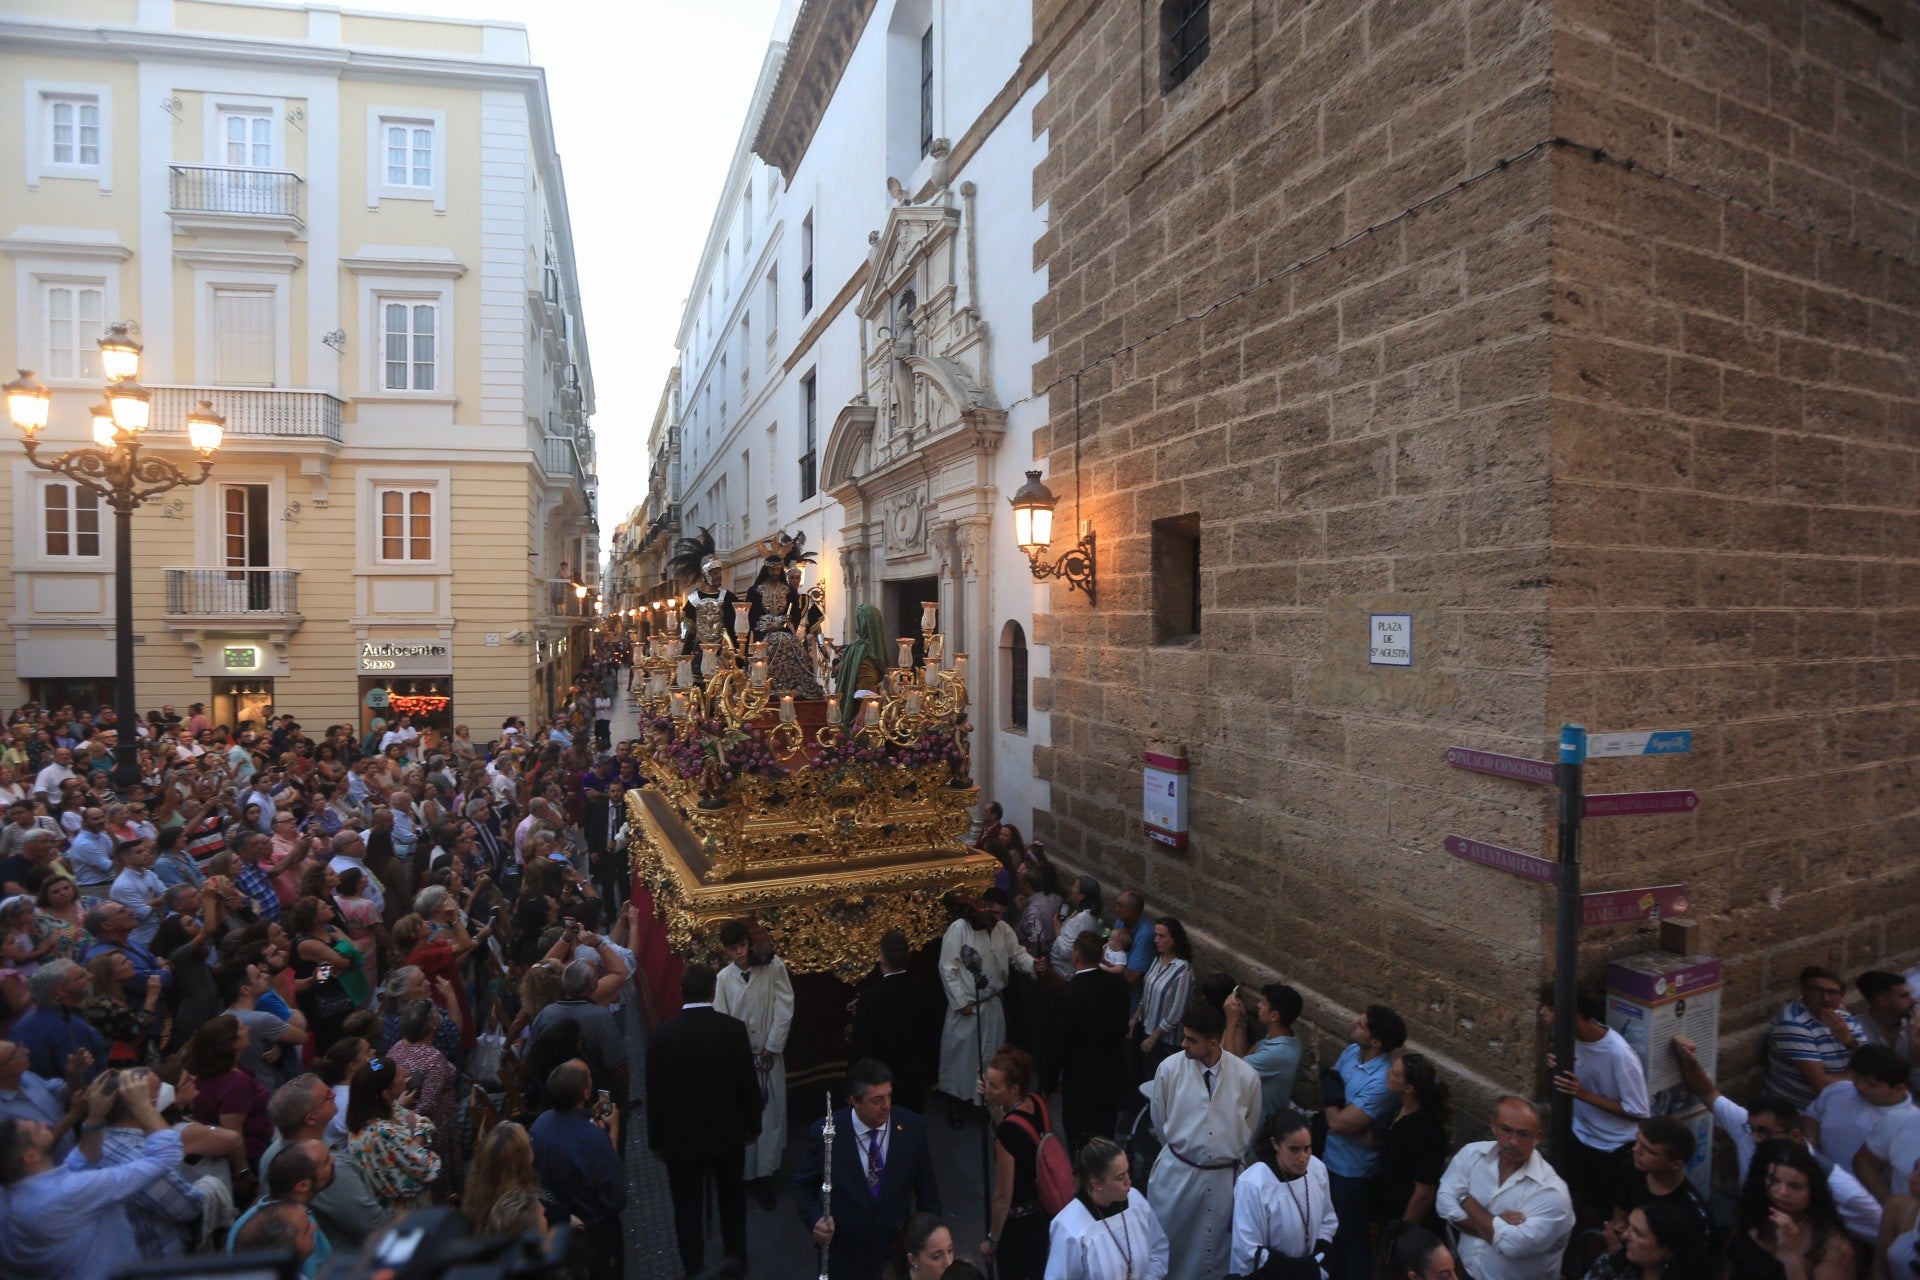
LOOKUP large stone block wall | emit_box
[1029,0,1920,1102]
[1547,0,1920,1072]
[1029,0,1563,1094]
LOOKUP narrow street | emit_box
[609,690,997,1277]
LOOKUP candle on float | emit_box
[733,602,752,636]
[921,600,938,633]
[826,695,840,721]
[952,654,969,682]
[750,657,768,688]
[895,637,916,669]
[905,688,923,715]
[928,633,944,663]
[862,698,881,727]
[675,658,694,689]
[780,695,796,723]
[699,643,720,678]
[924,661,941,688]
[669,691,689,718]
[649,671,668,696]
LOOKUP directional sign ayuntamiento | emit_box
[1443,834,1556,883]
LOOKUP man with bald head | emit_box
[256,1072,387,1248]
[231,1135,335,1276]
[1437,1096,1573,1280]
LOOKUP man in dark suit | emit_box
[646,963,762,1276]
[793,1058,941,1280]
[847,931,943,1115]
[1042,929,1132,1157]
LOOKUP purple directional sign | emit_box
[1584,790,1700,818]
[1444,834,1555,883]
[1445,747,1556,786]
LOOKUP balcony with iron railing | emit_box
[163,568,302,619]
[542,435,584,485]
[545,578,592,618]
[147,386,343,443]
[168,164,305,230]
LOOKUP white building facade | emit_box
[669,0,1052,835]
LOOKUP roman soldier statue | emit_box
[667,527,737,673]
[744,531,820,638]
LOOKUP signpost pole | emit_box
[1551,723,1586,1169]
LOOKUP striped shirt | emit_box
[1766,999,1865,1108]
[1137,956,1193,1046]
[97,1126,205,1259]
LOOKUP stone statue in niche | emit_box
[889,288,917,437]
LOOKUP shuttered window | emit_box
[44,284,103,380]
[214,289,274,386]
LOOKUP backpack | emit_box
[1005,1094,1075,1216]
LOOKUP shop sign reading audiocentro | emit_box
[357,639,452,675]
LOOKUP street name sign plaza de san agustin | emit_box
[1015,0,1920,1120]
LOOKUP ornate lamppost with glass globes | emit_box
[4,324,226,787]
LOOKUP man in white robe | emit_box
[1143,1004,1263,1280]
[937,890,1038,1115]
[714,919,794,1208]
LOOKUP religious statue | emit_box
[888,289,917,435]
[744,531,818,637]
[667,527,737,672]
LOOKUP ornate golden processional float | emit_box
[622,599,998,983]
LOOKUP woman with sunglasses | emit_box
[1374,1051,1452,1236]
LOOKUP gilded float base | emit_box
[625,788,998,981]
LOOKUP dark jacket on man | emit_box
[1042,964,1132,1150]
[645,1004,761,1159]
[847,969,943,1113]
[793,1105,941,1280]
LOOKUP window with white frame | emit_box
[384,120,434,189]
[379,298,437,391]
[220,108,274,169]
[25,82,112,189]
[42,282,104,381]
[41,481,101,559]
[376,487,433,562]
[47,95,101,169]
[366,108,446,209]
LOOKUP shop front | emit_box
[356,638,455,747]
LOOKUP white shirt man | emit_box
[1143,1009,1263,1280]
[327,832,384,916]
[1437,1097,1573,1280]
[31,752,74,802]
[935,896,1035,1103]
[1567,1020,1649,1151]
[713,930,795,1184]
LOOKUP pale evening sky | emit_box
[364,0,786,557]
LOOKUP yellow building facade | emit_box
[0,0,598,737]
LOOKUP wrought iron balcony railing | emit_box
[163,568,301,618]
[168,164,305,223]
[148,386,343,442]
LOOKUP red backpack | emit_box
[1006,1094,1075,1216]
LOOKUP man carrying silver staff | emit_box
[794,1059,942,1280]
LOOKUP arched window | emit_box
[1000,620,1028,731]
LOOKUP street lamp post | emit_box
[6,323,224,788]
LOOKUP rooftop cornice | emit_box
[750,0,877,185]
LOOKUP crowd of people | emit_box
[0,654,640,1278]
[5,666,1920,1280]
[639,803,1920,1280]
